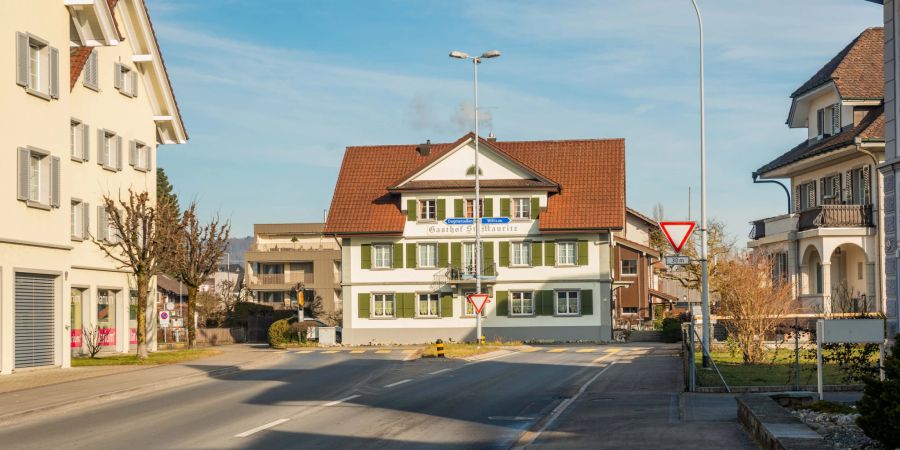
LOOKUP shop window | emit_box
[97,289,117,346]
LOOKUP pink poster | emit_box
[99,328,116,346]
[71,329,82,348]
[130,328,137,345]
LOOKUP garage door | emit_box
[15,273,56,369]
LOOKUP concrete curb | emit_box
[736,394,828,450]
[0,350,286,426]
[403,348,424,361]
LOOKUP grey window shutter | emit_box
[82,202,90,239]
[16,32,27,87]
[97,129,106,165]
[49,46,59,99]
[85,51,98,88]
[116,136,123,171]
[114,63,123,91]
[17,148,29,201]
[98,205,108,241]
[50,156,60,207]
[130,71,138,97]
[792,185,800,212]
[129,140,137,166]
[145,145,152,170]
[81,123,90,161]
[832,103,841,134]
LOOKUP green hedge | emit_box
[660,318,682,343]
[268,318,310,347]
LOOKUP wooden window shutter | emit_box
[792,185,801,212]
[483,197,493,217]
[438,243,449,268]
[539,290,555,316]
[81,124,90,161]
[863,165,871,204]
[129,140,137,166]
[82,202,90,239]
[450,242,461,267]
[500,198,510,217]
[114,63,123,91]
[832,103,841,134]
[401,293,415,318]
[97,129,106,166]
[360,243,371,269]
[17,148,29,201]
[85,51,98,89]
[436,199,446,221]
[15,32,27,87]
[406,199,416,221]
[581,290,593,315]
[531,241,543,266]
[392,243,403,269]
[357,293,370,318]
[499,241,510,267]
[145,145,152,170]
[495,291,509,316]
[116,136,123,171]
[50,156,60,208]
[577,241,588,265]
[844,170,852,203]
[440,293,453,318]
[545,241,556,266]
[49,47,59,99]
[97,205,108,241]
[531,197,540,219]
[454,199,463,217]
[483,241,494,271]
[130,71,138,97]
[406,243,416,269]
[808,182,817,207]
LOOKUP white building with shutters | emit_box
[749,27,886,315]
[0,0,186,374]
[324,134,627,345]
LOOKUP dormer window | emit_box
[815,105,840,139]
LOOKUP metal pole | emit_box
[690,0,711,368]
[473,57,482,347]
[794,317,800,390]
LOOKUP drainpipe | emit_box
[855,137,884,312]
[752,171,802,299]
[751,171,791,214]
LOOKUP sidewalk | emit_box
[0,344,284,424]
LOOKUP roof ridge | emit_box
[790,27,882,99]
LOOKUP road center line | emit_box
[234,418,290,438]
[323,394,360,407]
[384,379,412,388]
[428,368,451,375]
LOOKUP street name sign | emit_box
[665,255,690,266]
[659,221,696,253]
[445,217,512,225]
[467,293,491,314]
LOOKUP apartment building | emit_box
[749,28,884,315]
[325,133,625,345]
[0,0,186,373]
[244,223,342,315]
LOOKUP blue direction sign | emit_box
[482,217,510,224]
[445,217,511,225]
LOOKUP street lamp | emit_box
[450,49,501,347]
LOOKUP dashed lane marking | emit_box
[323,394,360,407]
[295,350,313,354]
[320,350,339,354]
[575,348,598,353]
[428,368,451,375]
[547,348,568,353]
[234,418,290,438]
[349,350,366,354]
[375,350,392,354]
[384,379,412,388]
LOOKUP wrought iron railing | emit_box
[445,263,498,282]
[798,204,872,231]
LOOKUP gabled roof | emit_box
[324,134,626,235]
[791,27,883,100]
[626,207,657,227]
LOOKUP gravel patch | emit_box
[791,409,882,450]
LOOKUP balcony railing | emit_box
[249,273,314,285]
[749,220,765,240]
[747,213,797,241]
[798,204,873,231]
[250,242,338,252]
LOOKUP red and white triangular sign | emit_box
[467,294,491,314]
[659,221,696,253]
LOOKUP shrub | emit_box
[660,318,682,343]
[267,318,293,347]
[856,334,900,448]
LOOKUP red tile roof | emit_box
[70,46,92,90]
[791,27,883,100]
[388,179,559,192]
[324,133,625,235]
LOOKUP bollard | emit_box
[480,335,485,345]
[436,339,445,358]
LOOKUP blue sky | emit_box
[149,0,882,240]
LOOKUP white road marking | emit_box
[384,379,412,388]
[375,350,392,354]
[234,418,290,438]
[295,350,313,354]
[323,394,360,407]
[428,368,451,375]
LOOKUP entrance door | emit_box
[15,273,56,369]
[71,288,84,356]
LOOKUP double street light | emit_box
[450,49,501,346]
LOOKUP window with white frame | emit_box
[510,291,534,316]
[512,198,530,219]
[417,293,439,317]
[511,241,531,266]
[373,244,392,269]
[71,120,81,159]
[99,130,121,170]
[71,200,88,240]
[16,32,58,99]
[465,198,484,218]
[557,241,576,266]
[463,242,477,272]
[115,63,138,97]
[418,243,437,268]
[822,174,841,204]
[799,181,817,210]
[556,290,580,315]
[419,199,436,221]
[17,147,58,209]
[621,259,638,275]
[373,293,395,317]
[28,41,42,91]
[131,141,151,172]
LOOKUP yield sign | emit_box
[659,221,696,253]
[467,294,491,314]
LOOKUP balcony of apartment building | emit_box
[246,263,315,290]
[749,203,874,245]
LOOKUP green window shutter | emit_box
[499,241,510,267]
[577,241,588,266]
[454,199,464,217]
[545,242,556,266]
[407,199,416,221]
[581,290,593,315]
[483,198,493,217]
[402,293,416,318]
[438,243,449,268]
[532,241,543,266]
[361,244,371,269]
[451,242,462,267]
[437,199,446,221]
[483,241,495,274]
[440,292,453,317]
[406,243,417,268]
[392,243,403,269]
[358,293,370,318]
[531,197,540,219]
[496,291,509,316]
[540,290,555,316]
[500,198,510,217]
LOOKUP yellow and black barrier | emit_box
[435,339,445,358]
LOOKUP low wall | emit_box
[196,328,246,345]
[736,394,827,450]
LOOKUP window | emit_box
[465,198,484,218]
[16,32,58,99]
[419,199,436,221]
[29,42,41,90]
[622,307,639,314]
[556,290,580,315]
[773,252,789,284]
[261,292,284,303]
[83,51,99,90]
[17,147,58,209]
[511,242,531,266]
[417,293,439,317]
[557,241,576,266]
[115,63,138,97]
[99,130,122,171]
[799,181,817,210]
[130,141,151,172]
[512,198,530,219]
[71,200,89,240]
[621,259,638,275]
[70,119,89,161]
[510,291,534,316]
[373,244,392,269]
[850,167,869,205]
[463,242,477,272]
[822,174,840,204]
[373,293,395,317]
[418,243,437,268]
[97,289,117,346]
[260,263,283,274]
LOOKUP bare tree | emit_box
[216,278,247,321]
[657,219,734,293]
[172,203,230,348]
[82,326,104,358]
[716,252,795,363]
[94,190,179,358]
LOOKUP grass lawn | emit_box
[72,348,221,367]
[422,341,522,359]
[696,348,857,387]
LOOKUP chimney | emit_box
[417,139,431,156]
[487,132,497,142]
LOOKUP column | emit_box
[821,262,832,314]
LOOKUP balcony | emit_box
[798,204,873,231]
[748,213,798,240]
[431,263,498,289]
[248,272,313,286]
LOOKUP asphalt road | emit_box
[0,344,752,449]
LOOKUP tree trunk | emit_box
[136,275,150,359]
[187,286,198,348]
